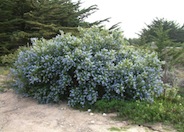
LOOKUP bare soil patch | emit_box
[0,75,176,132]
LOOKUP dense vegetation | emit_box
[92,96,184,132]
[11,27,163,106]
[133,18,184,65]
[0,1,183,131]
[139,18,184,44]
[0,0,108,56]
[128,18,184,87]
[126,19,184,131]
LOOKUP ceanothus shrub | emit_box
[11,27,163,106]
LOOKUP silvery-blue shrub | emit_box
[11,27,163,106]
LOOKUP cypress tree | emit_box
[0,0,107,56]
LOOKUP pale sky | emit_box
[72,0,184,38]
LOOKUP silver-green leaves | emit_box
[11,27,163,106]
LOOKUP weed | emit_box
[0,85,5,92]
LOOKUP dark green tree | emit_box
[138,18,184,85]
[0,0,108,56]
[139,18,184,44]
[127,38,140,45]
[138,19,184,64]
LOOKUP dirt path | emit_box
[0,75,176,132]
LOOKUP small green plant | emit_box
[0,85,5,92]
[0,75,9,92]
[0,46,29,66]
[162,83,180,100]
[0,66,9,75]
[0,66,13,92]
[0,84,8,92]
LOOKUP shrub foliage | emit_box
[11,27,163,106]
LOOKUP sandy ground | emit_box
[0,75,176,132]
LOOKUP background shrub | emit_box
[11,27,163,106]
[0,46,29,66]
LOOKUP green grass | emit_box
[93,96,184,132]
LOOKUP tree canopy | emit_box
[137,18,184,67]
[139,18,184,44]
[0,0,108,56]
